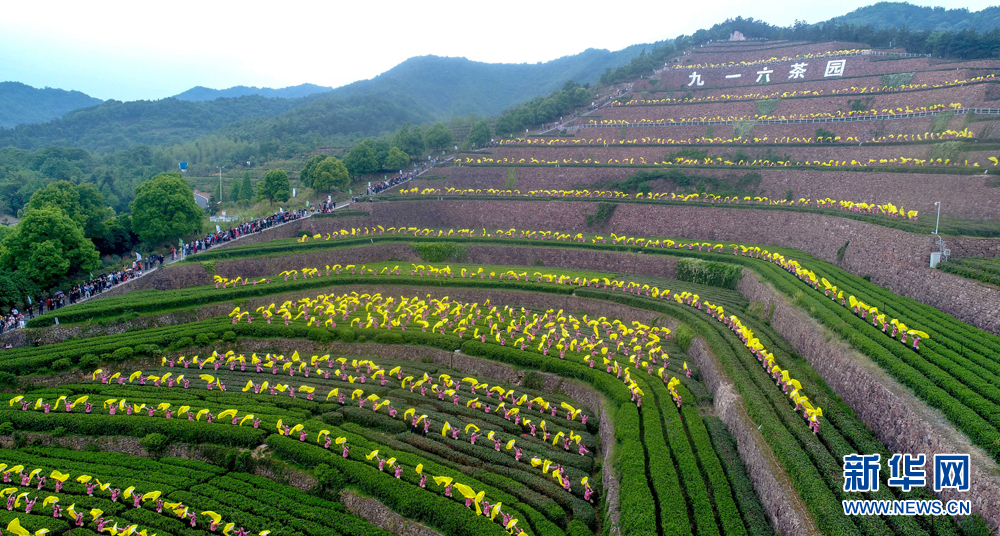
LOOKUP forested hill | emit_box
[172,83,334,102]
[0,95,301,152]
[0,82,103,129]
[0,45,649,152]
[326,48,650,118]
[221,48,652,144]
[823,2,1000,32]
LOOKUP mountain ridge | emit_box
[822,2,1000,32]
[0,81,103,129]
[172,83,334,102]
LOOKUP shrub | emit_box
[0,422,13,435]
[140,433,170,456]
[308,328,333,343]
[315,463,346,494]
[51,358,72,371]
[881,72,914,87]
[674,324,696,353]
[170,337,194,351]
[374,332,403,344]
[79,354,100,369]
[321,411,344,426]
[134,344,161,356]
[222,331,237,342]
[111,347,134,362]
[815,127,836,141]
[677,258,743,289]
[733,120,756,139]
[52,426,67,437]
[337,328,356,342]
[586,203,617,227]
[195,333,212,346]
[755,98,780,116]
[234,450,255,473]
[0,371,18,387]
[411,242,467,262]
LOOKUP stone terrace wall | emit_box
[428,165,1000,221]
[341,200,1000,335]
[686,337,818,536]
[737,269,1000,529]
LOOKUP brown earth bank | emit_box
[486,143,1000,169]
[686,337,819,536]
[417,166,1000,221]
[594,85,983,121]
[659,55,1000,90]
[109,243,679,293]
[636,69,997,99]
[737,270,1000,529]
[550,114,978,143]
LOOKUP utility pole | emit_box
[218,165,225,205]
[933,201,941,235]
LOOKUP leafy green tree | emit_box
[0,206,100,289]
[26,181,112,239]
[311,157,349,192]
[240,173,254,201]
[259,169,291,205]
[424,123,453,152]
[392,123,425,158]
[384,147,410,171]
[468,121,491,147]
[0,271,39,311]
[229,178,241,203]
[129,172,203,245]
[298,155,325,189]
[92,213,138,255]
[361,138,391,170]
[343,144,378,178]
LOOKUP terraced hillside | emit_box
[3,39,1000,536]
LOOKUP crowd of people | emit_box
[175,208,309,257]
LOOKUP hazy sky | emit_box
[2,0,995,101]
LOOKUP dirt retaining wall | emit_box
[737,269,1000,529]
[686,337,818,536]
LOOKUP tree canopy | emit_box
[258,169,291,205]
[311,157,349,192]
[343,144,378,178]
[383,147,410,171]
[240,172,254,201]
[467,121,491,147]
[0,206,100,289]
[424,123,453,152]
[298,155,325,189]
[129,172,203,245]
[392,123,426,159]
[25,180,112,240]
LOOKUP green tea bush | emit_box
[111,346,134,362]
[677,258,743,289]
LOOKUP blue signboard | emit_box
[179,162,188,171]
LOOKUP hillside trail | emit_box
[535,83,632,135]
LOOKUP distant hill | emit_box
[822,2,1000,32]
[173,83,333,102]
[327,48,649,118]
[0,82,103,129]
[222,47,650,144]
[0,45,650,151]
[0,95,300,152]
